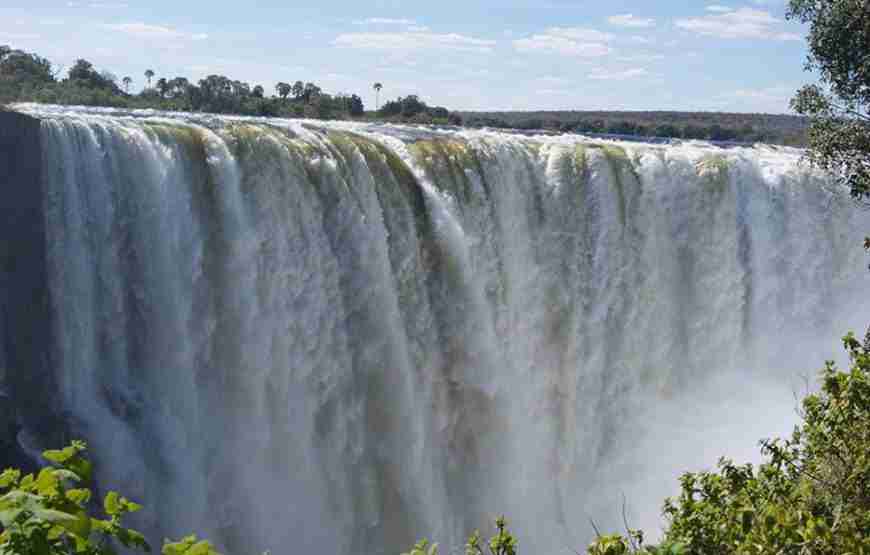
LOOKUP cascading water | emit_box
[1,104,868,555]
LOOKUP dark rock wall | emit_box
[0,111,65,469]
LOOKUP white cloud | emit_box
[67,1,130,7]
[617,53,665,62]
[352,18,417,26]
[545,27,614,42]
[105,23,208,41]
[706,5,733,12]
[407,25,430,32]
[675,8,801,40]
[534,75,570,84]
[514,35,610,57]
[607,14,656,28]
[333,31,495,53]
[588,67,648,80]
[513,27,612,57]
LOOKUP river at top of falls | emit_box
[8,103,870,554]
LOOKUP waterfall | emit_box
[1,105,868,555]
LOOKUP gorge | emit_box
[0,105,868,555]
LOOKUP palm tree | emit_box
[373,82,383,111]
[122,76,132,93]
[144,69,155,88]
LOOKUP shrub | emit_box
[0,441,220,555]
[400,516,517,555]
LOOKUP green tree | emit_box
[122,76,132,93]
[144,69,154,89]
[198,74,241,113]
[168,77,190,99]
[67,59,96,83]
[291,80,304,100]
[400,95,425,117]
[0,47,54,102]
[380,97,402,117]
[347,93,364,117]
[787,0,870,204]
[302,82,321,103]
[373,82,383,111]
[0,49,53,83]
[229,80,249,98]
[275,82,292,101]
[66,59,116,91]
[252,85,264,99]
[156,77,170,98]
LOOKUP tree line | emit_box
[0,45,460,124]
[0,47,366,119]
[461,110,810,146]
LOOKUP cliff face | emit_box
[2,105,869,554]
[0,110,65,469]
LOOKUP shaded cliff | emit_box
[0,110,66,470]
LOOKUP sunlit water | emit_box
[11,104,870,554]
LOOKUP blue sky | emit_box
[2,0,812,113]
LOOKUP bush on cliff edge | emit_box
[0,440,219,555]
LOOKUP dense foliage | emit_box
[377,95,461,125]
[0,45,456,124]
[787,0,870,203]
[400,516,518,555]
[0,441,219,555]
[460,110,808,145]
[0,47,364,119]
